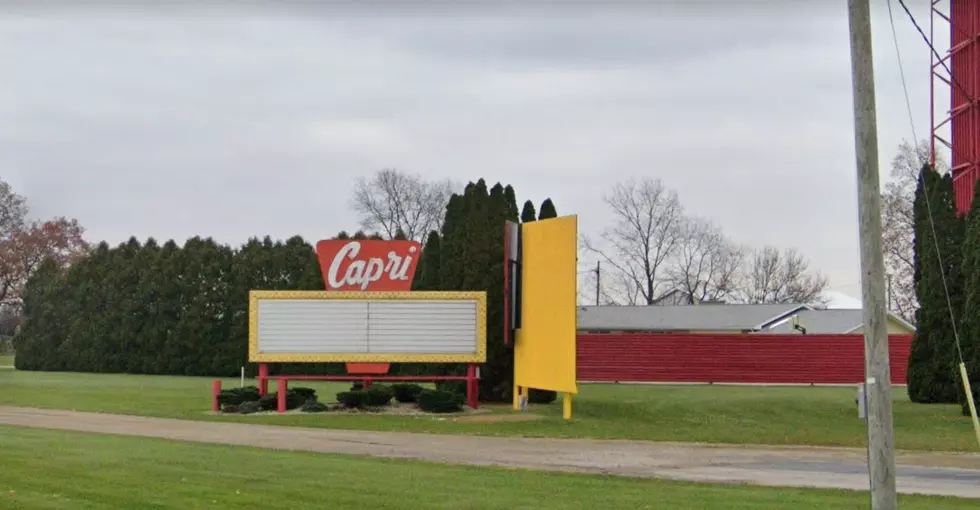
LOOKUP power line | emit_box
[895,0,976,110]
[887,0,965,364]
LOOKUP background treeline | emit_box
[14,178,557,402]
[905,166,980,414]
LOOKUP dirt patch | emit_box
[451,413,544,423]
[211,401,492,418]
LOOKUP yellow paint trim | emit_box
[248,290,487,363]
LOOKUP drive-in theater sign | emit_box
[246,239,487,412]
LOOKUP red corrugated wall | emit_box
[577,334,913,385]
[950,0,980,214]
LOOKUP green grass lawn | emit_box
[0,370,975,451]
[0,354,12,367]
[0,425,971,510]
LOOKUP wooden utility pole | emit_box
[847,0,898,507]
[594,261,601,306]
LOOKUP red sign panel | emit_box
[315,240,421,292]
[314,239,423,375]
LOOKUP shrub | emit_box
[417,389,464,414]
[301,401,330,413]
[217,386,260,406]
[350,382,364,391]
[435,381,466,396]
[238,401,262,414]
[258,390,306,411]
[528,389,558,404]
[392,383,424,403]
[364,385,394,407]
[290,387,317,403]
[336,390,367,408]
[258,394,277,411]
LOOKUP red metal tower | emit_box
[931,0,980,215]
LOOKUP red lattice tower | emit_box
[931,0,980,215]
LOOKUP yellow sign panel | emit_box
[514,215,579,396]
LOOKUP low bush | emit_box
[258,390,306,411]
[392,383,424,403]
[435,381,466,396]
[528,389,558,404]
[217,386,260,406]
[364,385,394,407]
[350,382,364,391]
[290,387,317,403]
[238,401,262,414]
[301,401,330,413]
[258,394,277,411]
[336,390,367,409]
[417,389,464,414]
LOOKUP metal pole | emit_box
[594,261,601,306]
[847,0,898,507]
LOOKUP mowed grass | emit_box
[0,354,13,367]
[0,426,972,510]
[0,370,975,451]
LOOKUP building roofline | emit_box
[752,304,814,330]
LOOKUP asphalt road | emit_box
[1,406,978,499]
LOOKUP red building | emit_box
[932,1,980,214]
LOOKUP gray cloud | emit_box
[0,2,945,299]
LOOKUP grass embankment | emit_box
[0,425,972,510]
[0,370,974,451]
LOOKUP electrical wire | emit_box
[888,0,966,363]
[895,0,975,115]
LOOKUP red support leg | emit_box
[258,363,269,396]
[364,378,373,389]
[212,380,222,413]
[466,364,479,409]
[277,378,287,414]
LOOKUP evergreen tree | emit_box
[907,166,962,403]
[521,200,536,223]
[413,231,442,292]
[13,258,64,370]
[538,198,558,220]
[958,181,980,414]
[503,185,520,222]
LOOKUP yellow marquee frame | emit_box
[248,290,487,363]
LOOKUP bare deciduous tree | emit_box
[350,168,455,242]
[0,181,27,240]
[737,246,828,305]
[578,264,630,306]
[582,177,684,305]
[881,140,945,323]
[666,216,745,304]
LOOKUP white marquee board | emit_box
[248,291,487,363]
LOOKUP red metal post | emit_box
[276,378,287,414]
[364,378,372,389]
[258,363,269,396]
[466,364,479,409]
[211,380,222,413]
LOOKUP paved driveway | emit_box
[1,406,978,499]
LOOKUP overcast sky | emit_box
[0,1,947,301]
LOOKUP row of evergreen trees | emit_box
[906,166,980,414]
[14,178,558,402]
